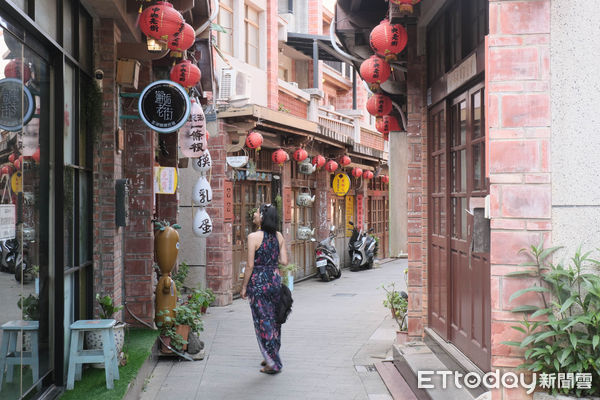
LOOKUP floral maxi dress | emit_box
[248,230,283,371]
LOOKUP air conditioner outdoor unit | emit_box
[218,68,252,105]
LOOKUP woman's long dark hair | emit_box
[260,204,278,234]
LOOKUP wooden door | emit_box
[428,84,490,371]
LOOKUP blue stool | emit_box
[66,319,120,390]
[0,320,39,388]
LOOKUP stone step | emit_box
[392,336,491,400]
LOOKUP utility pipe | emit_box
[195,0,220,36]
[392,101,408,132]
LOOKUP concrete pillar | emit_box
[340,109,363,143]
[304,88,324,122]
[389,131,408,257]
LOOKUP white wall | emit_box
[551,0,600,260]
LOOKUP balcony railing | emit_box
[318,107,355,143]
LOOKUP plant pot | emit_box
[85,322,126,368]
[175,324,190,351]
[395,331,408,345]
[160,335,173,354]
[200,306,207,314]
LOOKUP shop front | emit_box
[0,2,94,397]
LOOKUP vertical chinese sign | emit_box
[345,196,354,237]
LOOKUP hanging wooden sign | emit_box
[138,80,190,133]
[224,181,233,222]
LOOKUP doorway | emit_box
[428,83,490,371]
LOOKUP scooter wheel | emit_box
[321,271,330,282]
[329,263,341,279]
[350,260,361,272]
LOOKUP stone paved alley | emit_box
[140,259,407,400]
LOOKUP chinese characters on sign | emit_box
[138,80,190,133]
[0,78,34,131]
[332,173,350,197]
[153,167,178,194]
[345,196,354,237]
[224,181,233,223]
[356,194,363,229]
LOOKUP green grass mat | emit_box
[59,327,158,400]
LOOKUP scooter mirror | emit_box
[310,238,316,242]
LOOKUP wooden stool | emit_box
[66,319,120,390]
[0,320,39,388]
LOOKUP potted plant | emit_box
[280,264,298,291]
[85,293,127,366]
[17,294,39,351]
[381,282,408,344]
[156,310,187,354]
[172,302,204,351]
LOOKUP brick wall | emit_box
[406,24,427,341]
[360,128,385,151]
[487,2,551,397]
[206,119,233,305]
[93,19,123,320]
[122,60,156,327]
[266,0,279,109]
[278,91,309,118]
[308,0,323,35]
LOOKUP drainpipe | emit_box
[195,0,220,36]
[329,18,363,63]
[313,39,319,89]
[392,101,407,132]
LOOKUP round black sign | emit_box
[0,78,34,132]
[138,80,190,133]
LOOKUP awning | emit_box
[285,33,349,63]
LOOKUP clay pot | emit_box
[396,331,408,344]
[175,324,190,351]
[155,226,180,275]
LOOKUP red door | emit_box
[428,83,490,371]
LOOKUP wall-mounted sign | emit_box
[0,204,16,240]
[447,53,477,94]
[283,187,292,222]
[345,196,354,237]
[0,78,34,132]
[226,155,249,168]
[154,166,178,194]
[356,194,363,229]
[11,171,22,193]
[224,181,233,222]
[332,173,351,197]
[138,80,191,133]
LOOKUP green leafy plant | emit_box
[172,261,190,293]
[381,282,408,331]
[161,325,187,352]
[18,294,39,321]
[279,263,298,287]
[96,293,124,320]
[173,303,203,334]
[247,207,258,224]
[187,287,215,314]
[153,220,182,231]
[502,241,600,397]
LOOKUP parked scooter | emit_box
[0,238,19,274]
[348,221,378,271]
[315,226,342,282]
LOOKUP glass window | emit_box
[63,0,74,54]
[64,64,75,165]
[35,0,58,40]
[79,9,92,71]
[245,4,260,67]
[218,0,234,55]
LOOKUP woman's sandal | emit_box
[260,366,280,375]
[260,360,267,366]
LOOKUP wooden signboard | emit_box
[224,181,233,222]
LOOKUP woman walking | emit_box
[241,203,288,374]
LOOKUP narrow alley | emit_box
[141,260,407,400]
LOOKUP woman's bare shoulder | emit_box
[248,231,263,241]
[276,231,285,241]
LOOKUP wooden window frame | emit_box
[244,3,260,67]
[218,0,234,55]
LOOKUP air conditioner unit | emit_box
[218,68,252,104]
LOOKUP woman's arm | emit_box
[277,231,288,266]
[241,233,257,299]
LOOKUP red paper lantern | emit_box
[170,60,201,88]
[1,165,14,176]
[312,155,326,168]
[376,118,389,135]
[272,148,288,165]
[8,153,16,164]
[370,19,408,60]
[351,167,363,178]
[4,59,31,83]
[385,115,401,131]
[325,160,338,173]
[363,170,374,180]
[381,175,390,184]
[32,148,40,163]
[390,0,421,13]
[139,2,184,40]
[339,155,351,167]
[245,131,263,149]
[383,131,389,141]
[360,56,391,89]
[167,22,195,53]
[293,148,308,162]
[14,156,22,170]
[366,94,393,117]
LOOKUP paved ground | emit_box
[140,258,408,400]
